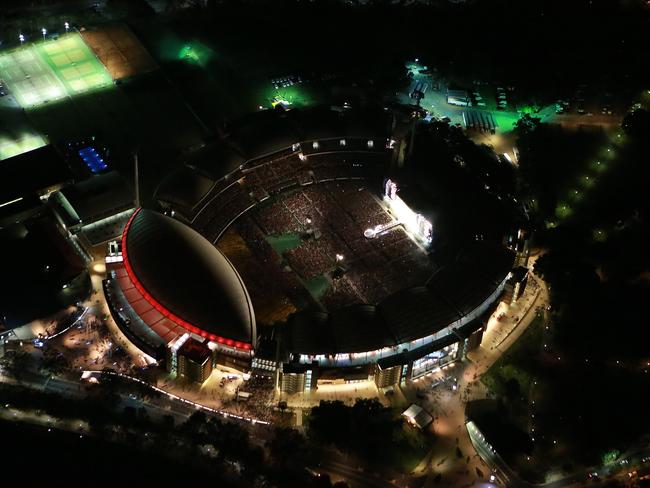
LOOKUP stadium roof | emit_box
[178,338,212,365]
[154,106,390,211]
[155,166,216,214]
[0,213,86,328]
[57,171,133,225]
[188,142,246,180]
[285,243,514,355]
[122,208,255,348]
[0,145,72,205]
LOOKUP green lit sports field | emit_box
[0,33,112,109]
[0,132,47,161]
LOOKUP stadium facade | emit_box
[103,107,516,390]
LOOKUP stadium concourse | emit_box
[104,106,516,391]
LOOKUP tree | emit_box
[622,108,650,139]
[267,427,314,470]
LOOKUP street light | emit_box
[19,33,25,44]
[41,27,47,40]
[64,22,70,32]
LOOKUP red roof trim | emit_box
[121,208,252,351]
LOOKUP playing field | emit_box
[36,34,112,96]
[0,33,112,109]
[81,25,158,80]
[0,46,66,107]
[0,91,47,161]
[0,132,47,161]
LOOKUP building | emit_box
[0,211,90,330]
[103,208,256,368]
[103,107,514,388]
[281,242,513,387]
[169,336,213,384]
[446,89,470,107]
[280,361,318,394]
[0,145,73,227]
[0,145,73,208]
[50,171,134,246]
[506,266,530,304]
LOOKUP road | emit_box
[400,273,548,488]
[469,420,650,488]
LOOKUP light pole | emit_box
[64,22,70,33]
[41,27,47,41]
[19,33,25,45]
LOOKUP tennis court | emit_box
[0,46,66,107]
[36,33,112,96]
[0,132,47,161]
[0,84,48,160]
[0,33,112,109]
[81,25,158,80]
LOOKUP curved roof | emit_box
[154,107,391,210]
[155,166,216,214]
[122,208,255,348]
[285,243,514,355]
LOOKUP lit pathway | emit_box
[406,269,549,488]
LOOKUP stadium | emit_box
[104,106,516,390]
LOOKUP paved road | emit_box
[401,272,548,488]
[469,420,650,488]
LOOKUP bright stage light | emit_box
[383,179,433,245]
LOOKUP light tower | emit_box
[133,152,140,208]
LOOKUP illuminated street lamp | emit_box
[64,22,70,32]
[41,27,47,40]
[19,33,25,44]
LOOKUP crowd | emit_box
[188,150,434,311]
[231,373,276,423]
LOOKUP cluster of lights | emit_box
[86,370,270,425]
[121,209,252,351]
[18,22,70,44]
[382,179,433,244]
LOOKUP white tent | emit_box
[402,403,433,429]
